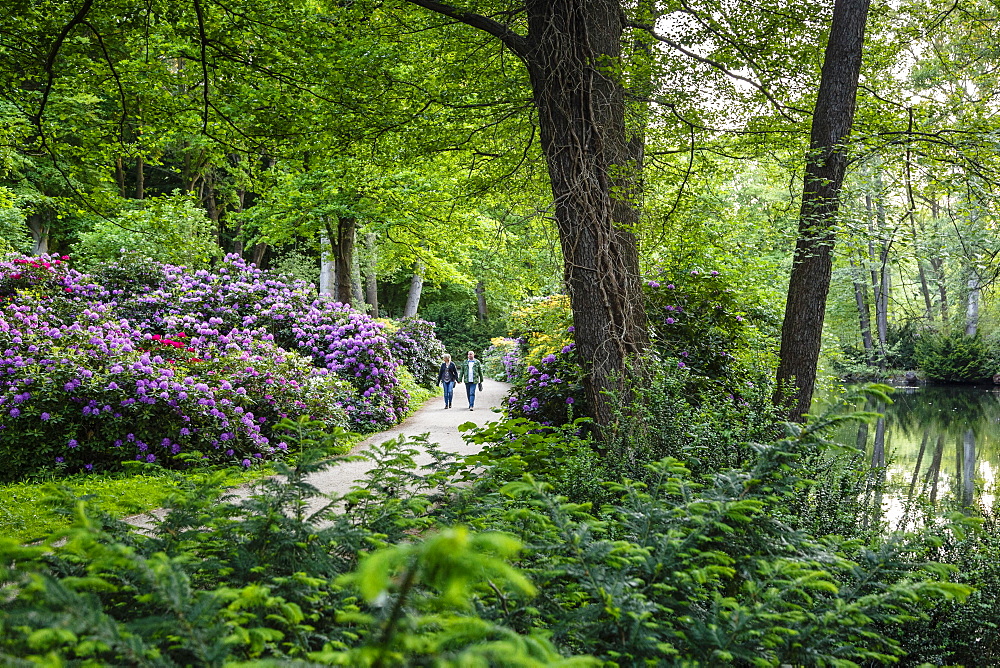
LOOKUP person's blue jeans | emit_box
[465,382,477,408]
[442,381,455,407]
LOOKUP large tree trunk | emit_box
[321,217,357,304]
[774,0,871,421]
[524,0,647,427]
[403,261,424,317]
[333,216,356,305]
[403,0,648,431]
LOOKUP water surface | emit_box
[817,384,1000,518]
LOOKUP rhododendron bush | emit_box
[0,254,443,480]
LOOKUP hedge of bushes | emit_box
[0,253,444,480]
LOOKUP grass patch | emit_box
[1,387,439,545]
[0,465,265,545]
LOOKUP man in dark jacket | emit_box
[457,350,484,411]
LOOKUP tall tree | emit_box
[401,0,648,426]
[774,0,872,421]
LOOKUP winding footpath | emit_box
[304,380,511,497]
[127,381,511,530]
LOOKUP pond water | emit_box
[815,384,1000,520]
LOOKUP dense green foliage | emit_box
[912,331,996,382]
[0,413,978,666]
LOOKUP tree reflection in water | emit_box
[822,384,1000,523]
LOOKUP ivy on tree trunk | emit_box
[403,0,648,429]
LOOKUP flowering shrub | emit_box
[0,254,75,299]
[385,317,447,388]
[644,268,747,378]
[508,295,574,368]
[503,339,586,426]
[0,295,351,480]
[481,337,521,381]
[0,252,447,479]
[94,255,411,429]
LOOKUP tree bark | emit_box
[321,217,357,304]
[135,156,145,200]
[524,0,647,427]
[251,242,268,268]
[403,0,648,431]
[333,216,356,305]
[849,254,874,363]
[27,212,50,255]
[966,274,981,336]
[319,233,334,295]
[403,261,424,317]
[115,156,126,197]
[774,0,871,421]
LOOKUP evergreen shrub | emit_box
[913,330,996,382]
[0,415,973,666]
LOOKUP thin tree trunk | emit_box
[774,0,871,421]
[475,280,488,322]
[319,232,334,295]
[403,261,424,317]
[115,156,126,197]
[135,157,145,200]
[849,254,875,362]
[909,212,934,321]
[364,232,379,317]
[232,190,246,256]
[351,235,365,307]
[251,242,268,267]
[928,199,949,321]
[966,274,981,336]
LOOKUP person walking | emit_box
[458,350,484,411]
[436,353,459,409]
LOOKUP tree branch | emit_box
[627,20,808,122]
[32,0,96,129]
[401,0,529,58]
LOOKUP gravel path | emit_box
[304,380,511,497]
